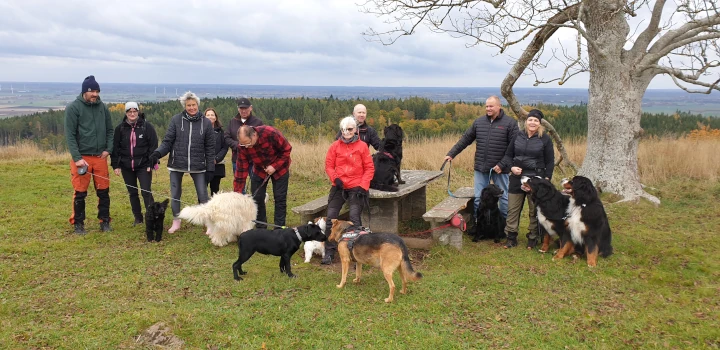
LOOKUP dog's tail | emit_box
[177,203,210,226]
[400,243,423,281]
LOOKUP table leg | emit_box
[363,198,400,234]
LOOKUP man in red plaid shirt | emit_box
[234,125,292,228]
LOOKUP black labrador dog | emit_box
[472,184,506,243]
[145,199,169,242]
[233,223,327,280]
[371,124,405,191]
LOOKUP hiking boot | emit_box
[526,232,539,250]
[321,253,334,265]
[504,232,518,249]
[133,216,143,227]
[100,219,112,232]
[74,223,87,235]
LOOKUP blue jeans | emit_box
[474,170,509,218]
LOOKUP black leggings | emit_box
[324,186,365,256]
[120,167,154,219]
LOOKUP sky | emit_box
[0,0,707,89]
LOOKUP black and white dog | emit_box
[371,124,404,192]
[562,176,613,267]
[472,184,506,243]
[232,223,327,280]
[520,176,570,253]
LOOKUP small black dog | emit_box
[233,223,327,280]
[473,184,506,243]
[370,124,405,191]
[145,199,169,242]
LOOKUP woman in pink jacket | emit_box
[321,116,375,264]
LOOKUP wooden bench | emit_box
[422,187,475,250]
[291,195,348,224]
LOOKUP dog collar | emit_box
[293,227,303,242]
[383,151,394,159]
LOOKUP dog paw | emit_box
[384,297,393,303]
[234,276,243,281]
[352,278,360,283]
[288,274,297,278]
[239,271,247,275]
[336,284,344,289]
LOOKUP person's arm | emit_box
[325,142,338,183]
[224,123,238,152]
[498,132,517,172]
[268,131,292,173]
[204,120,215,173]
[233,150,250,193]
[104,104,114,154]
[110,125,121,169]
[543,136,555,180]
[154,116,176,157]
[64,105,82,162]
[446,120,477,158]
[368,127,381,151]
[146,122,159,169]
[216,130,229,163]
[360,145,375,191]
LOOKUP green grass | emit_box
[1,159,719,349]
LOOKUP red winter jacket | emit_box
[325,138,375,191]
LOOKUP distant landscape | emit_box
[2,81,720,118]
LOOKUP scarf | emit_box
[182,110,203,122]
[341,134,359,144]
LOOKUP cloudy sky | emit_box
[0,0,698,88]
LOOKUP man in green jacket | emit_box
[65,75,114,235]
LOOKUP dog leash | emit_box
[86,171,197,206]
[440,159,477,199]
[251,219,288,230]
[251,174,271,198]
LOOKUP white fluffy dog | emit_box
[178,191,257,247]
[303,217,326,263]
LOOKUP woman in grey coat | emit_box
[149,91,215,233]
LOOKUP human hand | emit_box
[444,156,453,162]
[265,165,276,175]
[74,159,89,167]
[114,168,121,176]
[511,166,522,176]
[334,178,343,188]
[493,165,502,174]
[100,151,109,159]
[148,151,161,167]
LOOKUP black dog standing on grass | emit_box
[233,224,327,280]
[472,184,506,243]
[145,199,169,242]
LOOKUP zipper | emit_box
[187,121,193,171]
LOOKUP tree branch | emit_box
[627,0,666,60]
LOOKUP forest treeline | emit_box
[1,95,719,151]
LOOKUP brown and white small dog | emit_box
[303,217,326,263]
[328,219,422,303]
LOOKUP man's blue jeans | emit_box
[473,170,509,218]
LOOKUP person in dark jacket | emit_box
[498,109,554,248]
[444,96,519,221]
[334,104,381,150]
[149,91,215,234]
[65,75,114,235]
[321,116,375,264]
[111,102,159,226]
[224,97,264,194]
[204,108,229,196]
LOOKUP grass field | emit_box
[0,138,719,349]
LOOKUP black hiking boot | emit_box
[100,218,112,232]
[321,253,334,265]
[133,216,143,227]
[74,223,87,235]
[504,232,518,249]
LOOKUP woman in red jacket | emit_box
[321,116,375,264]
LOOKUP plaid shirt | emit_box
[233,126,292,193]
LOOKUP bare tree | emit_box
[360,0,720,205]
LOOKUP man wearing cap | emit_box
[65,75,114,235]
[111,102,159,226]
[224,97,264,193]
[444,95,519,230]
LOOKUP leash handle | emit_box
[440,159,449,171]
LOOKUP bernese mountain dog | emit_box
[520,176,570,253]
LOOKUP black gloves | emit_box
[149,151,161,166]
[334,178,343,188]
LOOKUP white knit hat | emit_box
[125,102,139,111]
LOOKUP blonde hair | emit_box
[340,116,357,131]
[179,91,200,108]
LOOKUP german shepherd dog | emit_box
[145,199,169,242]
[328,219,422,303]
[370,124,405,192]
[232,223,327,280]
[473,184,506,242]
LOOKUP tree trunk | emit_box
[581,1,660,205]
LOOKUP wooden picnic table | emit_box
[292,170,444,234]
[361,170,444,234]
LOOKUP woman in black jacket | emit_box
[149,91,215,233]
[111,102,159,226]
[204,108,229,196]
[498,109,554,249]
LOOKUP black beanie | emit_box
[527,109,544,121]
[81,75,100,93]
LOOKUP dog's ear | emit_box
[161,198,169,207]
[572,176,598,205]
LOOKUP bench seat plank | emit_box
[422,187,474,223]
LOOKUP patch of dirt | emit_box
[134,322,184,349]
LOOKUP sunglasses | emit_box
[343,127,355,132]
